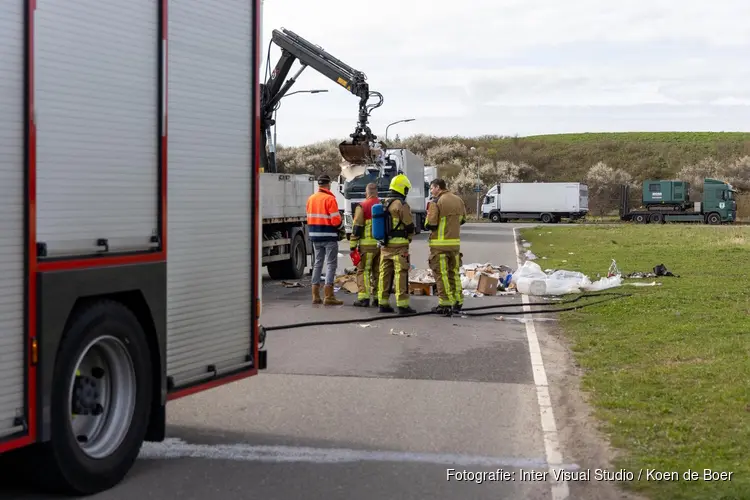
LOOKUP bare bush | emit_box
[722,156,750,191]
[585,162,634,215]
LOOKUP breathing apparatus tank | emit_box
[371,202,386,242]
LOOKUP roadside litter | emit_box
[390,328,413,337]
[460,263,516,296]
[625,263,680,278]
[512,260,623,296]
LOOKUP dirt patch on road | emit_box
[535,320,647,500]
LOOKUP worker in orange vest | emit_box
[349,182,380,307]
[306,174,345,305]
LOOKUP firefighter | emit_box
[306,174,345,306]
[424,178,466,315]
[350,182,380,307]
[377,174,417,315]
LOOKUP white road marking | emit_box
[512,227,570,500]
[140,438,581,470]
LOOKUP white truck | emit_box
[0,0,267,495]
[481,182,589,223]
[261,173,316,279]
[424,165,438,207]
[341,148,427,236]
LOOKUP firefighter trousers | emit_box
[428,248,463,307]
[356,249,380,300]
[378,246,410,307]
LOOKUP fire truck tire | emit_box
[38,299,153,495]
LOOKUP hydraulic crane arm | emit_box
[260,28,384,173]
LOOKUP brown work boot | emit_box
[323,285,343,305]
[311,284,322,304]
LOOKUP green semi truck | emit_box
[619,178,737,224]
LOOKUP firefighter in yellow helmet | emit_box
[377,173,417,315]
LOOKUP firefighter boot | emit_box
[432,305,453,316]
[323,285,343,306]
[379,299,394,313]
[398,306,417,315]
[353,298,370,307]
[312,284,322,304]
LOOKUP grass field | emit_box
[519,224,750,500]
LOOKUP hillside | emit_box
[275,132,750,215]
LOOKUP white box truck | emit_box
[481,182,589,223]
[0,0,266,495]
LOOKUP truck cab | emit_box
[701,178,737,222]
[342,149,426,235]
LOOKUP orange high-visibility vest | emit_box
[306,188,342,242]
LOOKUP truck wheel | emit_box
[649,212,664,224]
[38,300,152,495]
[267,232,306,280]
[490,212,501,223]
[540,213,553,224]
[706,212,721,225]
[633,214,647,224]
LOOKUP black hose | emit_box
[261,291,632,332]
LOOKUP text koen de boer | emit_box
[446,468,734,483]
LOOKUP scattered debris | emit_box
[512,260,623,296]
[524,250,537,260]
[333,274,359,293]
[409,268,435,283]
[359,324,372,328]
[280,281,303,288]
[627,281,661,287]
[494,316,504,321]
[460,262,516,295]
[624,263,679,279]
[390,328,412,337]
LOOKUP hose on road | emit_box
[261,291,632,333]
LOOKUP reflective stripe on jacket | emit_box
[425,189,465,251]
[306,188,342,242]
[350,196,380,250]
[384,197,414,249]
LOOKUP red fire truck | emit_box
[0,0,266,494]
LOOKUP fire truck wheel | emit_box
[40,299,152,495]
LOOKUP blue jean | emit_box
[311,240,339,286]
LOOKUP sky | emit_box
[261,0,750,147]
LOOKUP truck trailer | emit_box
[619,178,737,224]
[0,0,266,495]
[261,173,316,279]
[481,182,589,223]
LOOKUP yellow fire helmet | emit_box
[389,173,412,196]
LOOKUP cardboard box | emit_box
[409,282,434,295]
[476,274,498,295]
[464,269,477,280]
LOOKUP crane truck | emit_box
[619,178,737,224]
[0,0,385,496]
[258,27,385,279]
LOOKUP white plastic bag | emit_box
[512,261,546,284]
[516,276,585,296]
[582,275,622,291]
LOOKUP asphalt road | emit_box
[4,223,618,500]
